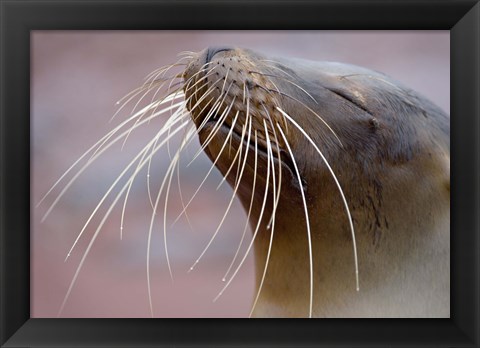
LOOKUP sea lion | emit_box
[182,47,450,318]
[42,46,450,318]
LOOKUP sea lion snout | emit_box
[183,48,285,135]
[205,46,234,64]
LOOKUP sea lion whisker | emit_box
[123,108,191,231]
[121,93,186,151]
[277,107,360,292]
[144,57,190,84]
[148,160,177,316]
[250,71,318,105]
[217,94,251,190]
[233,131,244,186]
[143,62,178,82]
[188,83,236,163]
[168,77,216,129]
[340,73,400,90]
[242,81,247,104]
[106,92,186,154]
[183,63,223,114]
[104,92,185,154]
[263,87,343,147]
[64,118,190,261]
[185,65,224,107]
[80,141,154,255]
[121,84,185,151]
[146,107,192,210]
[163,148,183,281]
[147,81,185,111]
[189,120,251,273]
[182,93,224,151]
[183,71,222,114]
[186,74,226,128]
[215,121,246,191]
[57,120,189,317]
[124,77,180,104]
[213,130,270,302]
[140,80,183,125]
[145,85,184,159]
[135,76,183,116]
[277,123,313,318]
[147,135,193,316]
[185,71,231,144]
[40,103,188,222]
[120,138,153,240]
[188,95,232,163]
[230,120,250,193]
[112,79,175,123]
[219,68,230,97]
[259,60,295,79]
[249,121,280,317]
[174,128,198,232]
[37,98,185,210]
[115,79,181,108]
[165,89,186,161]
[178,50,197,57]
[180,93,220,151]
[260,105,282,230]
[174,110,240,232]
[184,62,217,88]
[120,57,185,105]
[114,84,160,113]
[163,67,216,158]
[137,72,182,111]
[221,116,255,281]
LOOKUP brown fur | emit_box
[185,47,450,317]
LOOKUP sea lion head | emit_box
[182,47,449,235]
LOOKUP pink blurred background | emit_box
[31,31,449,318]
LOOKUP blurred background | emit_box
[31,31,449,318]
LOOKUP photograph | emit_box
[31,31,450,318]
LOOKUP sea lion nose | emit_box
[205,46,234,63]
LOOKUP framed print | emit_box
[1,0,479,347]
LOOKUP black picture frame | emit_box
[1,0,479,347]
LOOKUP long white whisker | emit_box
[249,121,279,317]
[64,119,189,261]
[57,120,189,317]
[119,138,153,240]
[277,123,313,318]
[222,116,254,281]
[188,83,236,163]
[146,105,190,210]
[213,131,270,302]
[277,107,359,292]
[173,127,197,230]
[264,87,342,147]
[147,151,180,317]
[36,98,184,210]
[190,117,250,272]
[146,126,196,316]
[173,110,240,226]
[215,129,244,191]
[40,102,188,223]
[250,71,318,105]
[163,128,195,279]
